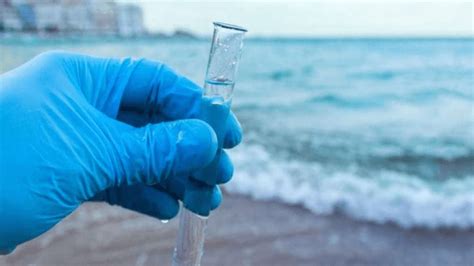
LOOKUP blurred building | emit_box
[1,0,36,31]
[62,0,92,32]
[34,0,63,32]
[116,4,144,37]
[89,1,118,35]
[1,4,23,31]
[0,0,145,36]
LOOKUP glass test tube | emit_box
[172,22,247,266]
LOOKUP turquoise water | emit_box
[1,37,473,228]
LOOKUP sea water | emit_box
[227,38,474,229]
[1,37,472,229]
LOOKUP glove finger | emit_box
[119,60,202,120]
[182,179,222,215]
[159,177,222,216]
[216,151,234,184]
[92,185,179,220]
[158,176,185,200]
[223,111,243,149]
[49,51,202,120]
[211,185,222,210]
[144,150,232,188]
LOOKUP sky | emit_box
[119,1,473,37]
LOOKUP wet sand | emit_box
[1,194,473,266]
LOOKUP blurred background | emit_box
[1,0,473,265]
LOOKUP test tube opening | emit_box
[213,22,248,32]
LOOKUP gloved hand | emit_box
[0,51,242,253]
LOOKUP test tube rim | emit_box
[213,21,248,32]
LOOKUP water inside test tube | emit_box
[204,78,235,102]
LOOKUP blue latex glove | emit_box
[0,51,242,253]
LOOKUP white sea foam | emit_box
[227,144,474,229]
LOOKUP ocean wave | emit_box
[268,69,294,81]
[235,88,472,111]
[236,95,473,162]
[349,70,398,80]
[407,88,472,102]
[227,144,474,229]
[307,94,383,108]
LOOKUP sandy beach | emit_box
[1,194,473,266]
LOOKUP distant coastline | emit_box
[0,29,201,43]
[1,32,472,45]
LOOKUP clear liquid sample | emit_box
[203,78,235,102]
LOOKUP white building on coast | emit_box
[116,4,144,37]
[0,0,145,37]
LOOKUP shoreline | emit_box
[1,194,473,265]
[1,34,472,45]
